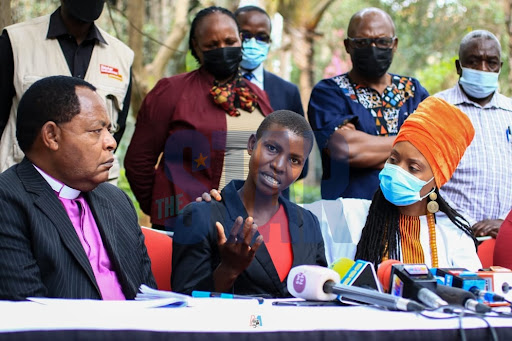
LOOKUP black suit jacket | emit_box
[171,180,326,298]
[263,70,304,117]
[0,158,156,300]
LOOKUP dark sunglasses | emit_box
[241,31,271,43]
[346,36,396,49]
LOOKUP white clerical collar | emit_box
[33,165,81,199]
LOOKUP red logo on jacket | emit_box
[100,64,123,81]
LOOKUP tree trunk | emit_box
[127,0,145,116]
[0,0,12,30]
[144,0,191,87]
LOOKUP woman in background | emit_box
[125,6,273,230]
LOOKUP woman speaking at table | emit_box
[125,6,273,230]
[355,97,481,271]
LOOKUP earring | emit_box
[427,191,439,214]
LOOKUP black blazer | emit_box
[263,70,304,117]
[0,158,156,300]
[171,180,326,297]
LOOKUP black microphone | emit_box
[384,262,448,309]
[469,287,507,303]
[436,285,491,314]
[287,265,425,312]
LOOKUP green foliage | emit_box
[185,50,200,72]
[117,167,143,216]
[289,180,322,204]
[416,56,459,95]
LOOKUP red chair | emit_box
[141,226,173,291]
[477,238,496,269]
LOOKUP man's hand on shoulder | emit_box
[195,189,222,202]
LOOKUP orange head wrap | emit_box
[393,97,475,188]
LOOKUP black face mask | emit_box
[351,46,393,79]
[64,0,105,23]
[202,47,242,81]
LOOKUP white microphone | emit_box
[287,265,425,312]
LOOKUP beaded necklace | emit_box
[426,213,439,268]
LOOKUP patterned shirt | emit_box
[435,84,512,225]
[332,74,417,136]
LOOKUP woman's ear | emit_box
[247,134,257,155]
[41,121,60,151]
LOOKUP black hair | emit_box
[16,75,96,153]
[256,110,314,154]
[234,6,272,32]
[355,187,477,268]
[189,6,239,63]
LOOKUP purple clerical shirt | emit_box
[34,165,125,300]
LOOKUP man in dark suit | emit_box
[235,6,307,198]
[0,76,156,301]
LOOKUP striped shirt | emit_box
[435,84,512,225]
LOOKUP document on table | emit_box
[28,296,187,309]
[135,284,189,305]
[27,285,190,309]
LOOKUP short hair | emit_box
[256,110,314,153]
[189,6,239,63]
[16,76,96,153]
[347,7,395,37]
[234,6,272,32]
[459,29,501,59]
[235,5,271,20]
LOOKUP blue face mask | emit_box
[240,38,270,70]
[459,67,499,99]
[379,163,434,206]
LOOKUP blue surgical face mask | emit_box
[459,67,499,99]
[240,38,270,70]
[379,163,434,206]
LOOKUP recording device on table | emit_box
[287,264,425,312]
[286,256,512,315]
[432,267,512,307]
[378,260,490,313]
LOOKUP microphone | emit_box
[377,259,401,292]
[436,285,491,314]
[378,261,448,309]
[433,268,486,291]
[434,267,510,305]
[287,265,425,312]
[388,265,492,313]
[469,287,507,303]
[330,257,382,292]
[476,267,512,303]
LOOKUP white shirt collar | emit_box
[241,64,264,90]
[33,165,81,199]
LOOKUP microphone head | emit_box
[330,257,356,278]
[377,259,401,292]
[287,265,341,301]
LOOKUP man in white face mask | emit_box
[435,30,512,238]
[234,6,306,198]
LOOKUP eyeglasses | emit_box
[241,31,271,43]
[347,36,396,49]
